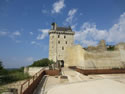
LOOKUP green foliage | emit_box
[0,61,7,76]
[30,58,55,67]
[107,45,115,51]
[0,72,30,85]
[0,65,30,86]
[0,61,3,70]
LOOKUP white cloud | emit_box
[31,41,41,46]
[29,32,33,35]
[31,41,48,50]
[68,9,77,16]
[66,9,77,24]
[26,57,34,62]
[107,12,125,43]
[52,0,65,13]
[71,24,77,30]
[10,31,21,40]
[37,29,49,40]
[31,41,36,45]
[0,30,21,43]
[42,9,48,14]
[0,31,8,36]
[75,22,108,47]
[75,12,125,47]
[12,31,21,36]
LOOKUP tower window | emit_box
[66,41,67,44]
[58,41,60,44]
[58,35,60,38]
[62,46,64,50]
[64,35,66,38]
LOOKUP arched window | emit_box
[58,35,60,38]
[62,46,64,50]
[58,41,60,44]
[66,41,67,44]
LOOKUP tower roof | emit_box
[56,26,72,31]
[51,22,72,31]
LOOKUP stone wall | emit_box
[64,45,125,69]
[49,30,74,62]
[24,67,44,76]
[87,40,107,52]
[115,42,125,50]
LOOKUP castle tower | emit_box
[49,22,75,65]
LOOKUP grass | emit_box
[0,68,30,86]
[0,88,8,94]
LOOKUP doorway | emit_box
[60,60,64,67]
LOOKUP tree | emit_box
[30,58,55,67]
[0,61,7,76]
[0,61,3,70]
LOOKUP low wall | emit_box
[24,67,47,76]
[76,68,125,75]
[21,69,60,94]
[45,70,60,76]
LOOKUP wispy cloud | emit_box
[0,30,22,43]
[29,32,33,35]
[31,41,48,50]
[71,24,77,30]
[0,31,8,36]
[26,57,34,62]
[75,12,125,47]
[10,31,21,39]
[36,29,49,40]
[66,9,77,24]
[31,41,41,46]
[0,30,21,38]
[42,9,48,14]
[75,22,108,47]
[107,12,125,43]
[52,0,65,13]
[12,31,21,36]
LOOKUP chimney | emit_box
[51,22,57,30]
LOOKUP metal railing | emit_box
[20,68,45,94]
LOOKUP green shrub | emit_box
[30,58,55,67]
[0,67,30,86]
[107,45,115,51]
[0,61,3,70]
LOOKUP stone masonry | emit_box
[49,22,75,62]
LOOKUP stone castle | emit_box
[49,23,125,69]
[49,22,75,64]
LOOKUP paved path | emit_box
[47,79,125,94]
[34,68,125,94]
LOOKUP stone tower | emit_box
[49,22,75,64]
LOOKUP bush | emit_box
[107,45,115,51]
[0,67,30,86]
[30,58,55,67]
[0,72,30,85]
[0,61,3,70]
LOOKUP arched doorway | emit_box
[60,60,64,67]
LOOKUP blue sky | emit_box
[0,0,125,68]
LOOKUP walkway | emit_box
[34,68,125,94]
